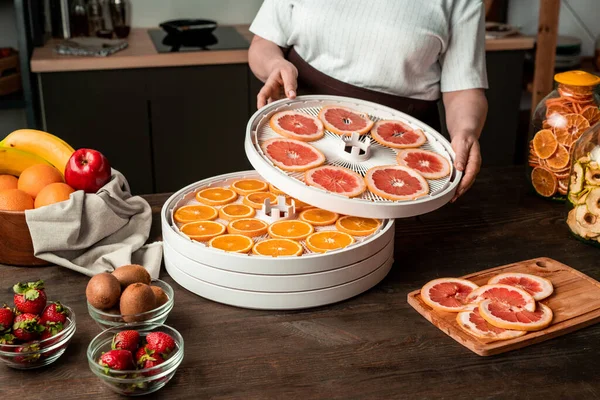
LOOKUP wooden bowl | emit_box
[0,210,50,266]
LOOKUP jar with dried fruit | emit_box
[528,70,600,201]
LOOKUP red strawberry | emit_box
[40,322,64,341]
[142,353,165,376]
[134,345,155,366]
[13,280,47,315]
[145,332,175,356]
[40,302,67,325]
[98,349,135,371]
[112,330,140,353]
[0,305,14,332]
[0,333,16,352]
[12,313,44,341]
[14,343,41,364]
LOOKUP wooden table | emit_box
[1,165,599,399]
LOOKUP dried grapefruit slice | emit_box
[195,187,237,206]
[299,208,339,226]
[487,272,554,301]
[268,183,286,196]
[268,220,314,241]
[318,106,374,136]
[420,278,479,313]
[456,305,527,341]
[218,204,256,221]
[479,301,553,331]
[531,167,557,197]
[396,149,451,179]
[174,204,218,223]
[230,179,268,196]
[227,218,268,237]
[581,105,600,126]
[365,165,429,201]
[243,192,278,209]
[305,166,367,197]
[371,120,427,149]
[261,138,326,172]
[554,114,590,145]
[270,111,324,142]
[532,129,558,159]
[180,220,226,242]
[466,284,536,312]
[305,231,355,253]
[335,216,380,236]
[252,238,303,257]
[208,234,253,253]
[545,144,570,170]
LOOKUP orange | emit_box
[34,182,75,208]
[305,231,355,253]
[208,234,253,253]
[227,218,268,237]
[174,204,218,223]
[230,179,268,196]
[581,106,600,126]
[0,189,34,211]
[269,183,286,196]
[268,220,314,241]
[0,175,18,191]
[299,208,339,226]
[531,129,557,159]
[17,164,63,198]
[545,144,570,170]
[531,167,557,197]
[180,220,226,242]
[252,238,303,257]
[284,196,312,211]
[554,114,590,146]
[195,187,237,206]
[546,104,572,118]
[243,192,278,209]
[218,204,256,221]
[335,216,380,236]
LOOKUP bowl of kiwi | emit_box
[86,265,174,330]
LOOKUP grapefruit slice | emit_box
[305,166,367,197]
[226,218,268,238]
[487,272,554,301]
[230,179,268,196]
[421,278,479,313]
[466,284,536,312]
[370,120,427,149]
[195,187,238,206]
[396,149,451,180]
[318,106,374,136]
[456,305,527,341]
[298,208,339,226]
[218,204,256,221]
[208,234,253,253]
[261,138,326,172]
[479,300,553,331]
[365,165,429,201]
[305,231,355,253]
[268,220,314,241]
[335,216,380,236]
[173,204,218,223]
[270,111,324,142]
[252,239,303,257]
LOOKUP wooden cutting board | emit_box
[407,257,600,356]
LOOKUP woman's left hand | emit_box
[451,133,481,202]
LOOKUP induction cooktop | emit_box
[148,26,249,53]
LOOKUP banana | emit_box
[0,129,75,176]
[0,147,51,177]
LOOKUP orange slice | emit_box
[252,238,303,257]
[269,183,286,196]
[230,179,268,196]
[180,220,226,242]
[208,234,253,253]
[531,167,557,197]
[285,196,313,211]
[479,301,553,331]
[218,204,256,221]
[335,216,380,236]
[546,104,573,118]
[554,113,590,146]
[545,144,570,170]
[268,220,314,241]
[305,231,355,253]
[243,192,278,209]
[299,208,339,226]
[581,105,600,126]
[195,187,237,206]
[532,129,557,159]
[173,204,218,223]
[227,218,268,237]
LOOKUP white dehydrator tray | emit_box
[245,95,461,219]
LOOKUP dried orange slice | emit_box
[299,208,339,226]
[546,104,572,118]
[581,105,600,126]
[180,220,226,242]
[305,231,355,253]
[531,129,557,159]
[335,216,380,236]
[195,187,237,206]
[230,179,268,196]
[252,238,303,257]
[218,204,256,221]
[208,234,253,253]
[554,114,590,146]
[269,183,286,196]
[174,204,218,223]
[285,196,312,211]
[545,144,570,170]
[227,218,268,237]
[268,220,314,241]
[243,192,278,209]
[531,167,557,197]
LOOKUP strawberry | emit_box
[112,330,140,353]
[39,302,67,325]
[142,353,164,377]
[0,333,16,352]
[40,322,64,341]
[13,280,47,315]
[98,349,135,372]
[145,332,175,356]
[14,343,41,364]
[12,313,44,341]
[134,345,155,366]
[0,305,14,332]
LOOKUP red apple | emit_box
[65,149,112,193]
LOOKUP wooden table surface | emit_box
[1,165,599,399]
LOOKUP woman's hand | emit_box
[257,59,298,108]
[451,132,481,202]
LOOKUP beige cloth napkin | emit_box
[24,170,162,278]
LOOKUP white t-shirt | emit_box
[249,0,489,101]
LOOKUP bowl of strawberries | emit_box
[0,280,76,369]
[87,323,184,396]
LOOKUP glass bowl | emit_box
[87,322,184,396]
[87,279,174,330]
[0,303,76,369]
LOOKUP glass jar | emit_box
[528,70,600,201]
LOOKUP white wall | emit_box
[508,0,598,56]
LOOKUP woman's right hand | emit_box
[257,59,298,108]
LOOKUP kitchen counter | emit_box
[1,165,599,399]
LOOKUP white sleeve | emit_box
[440,0,489,92]
[249,0,293,48]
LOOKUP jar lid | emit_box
[554,70,600,87]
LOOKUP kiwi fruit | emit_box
[112,264,151,288]
[120,283,156,322]
[86,273,121,310]
[150,286,169,307]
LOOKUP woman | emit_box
[248,0,488,201]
